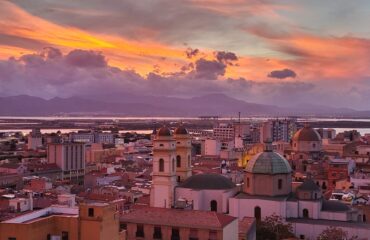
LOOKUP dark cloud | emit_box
[215,51,238,64]
[3,47,361,108]
[65,49,107,68]
[193,58,226,80]
[185,48,199,58]
[268,68,297,79]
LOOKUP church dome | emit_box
[293,126,321,142]
[179,174,235,190]
[157,126,172,137]
[246,151,292,174]
[174,125,189,135]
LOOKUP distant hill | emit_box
[0,94,369,117]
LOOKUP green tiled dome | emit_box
[246,151,292,174]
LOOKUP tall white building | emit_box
[70,131,114,144]
[28,128,42,150]
[260,119,297,143]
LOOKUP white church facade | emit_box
[150,126,370,239]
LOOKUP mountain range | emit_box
[0,94,369,117]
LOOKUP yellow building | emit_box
[238,143,264,168]
[0,202,124,240]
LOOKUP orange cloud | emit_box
[247,25,370,81]
[0,1,194,75]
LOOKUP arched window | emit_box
[278,179,283,190]
[210,200,217,212]
[176,155,181,168]
[254,206,261,222]
[159,159,164,172]
[303,209,309,218]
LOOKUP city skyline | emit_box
[0,0,370,109]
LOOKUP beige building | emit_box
[47,142,85,182]
[0,202,124,240]
[120,206,238,240]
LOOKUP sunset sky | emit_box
[0,0,369,109]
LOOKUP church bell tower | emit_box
[150,126,178,208]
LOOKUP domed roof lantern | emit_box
[264,139,273,152]
[174,124,189,135]
[157,126,172,137]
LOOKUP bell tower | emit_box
[174,125,192,182]
[150,126,178,208]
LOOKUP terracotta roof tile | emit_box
[120,206,236,229]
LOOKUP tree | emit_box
[317,226,358,240]
[256,214,295,240]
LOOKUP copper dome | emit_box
[157,126,172,137]
[292,126,321,142]
[174,125,189,135]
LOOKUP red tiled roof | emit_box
[120,206,236,229]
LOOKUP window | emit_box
[303,209,309,218]
[209,230,217,240]
[153,226,162,239]
[62,232,69,240]
[210,200,217,212]
[120,223,127,231]
[159,159,164,172]
[8,238,16,240]
[136,224,144,238]
[300,235,305,239]
[47,234,51,240]
[159,144,164,147]
[189,229,198,240]
[278,179,283,190]
[254,206,261,222]
[88,208,94,217]
[247,177,250,188]
[172,159,175,172]
[312,143,316,148]
[176,155,181,168]
[171,228,180,240]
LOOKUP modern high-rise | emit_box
[47,142,86,181]
[27,128,42,150]
[260,119,297,143]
